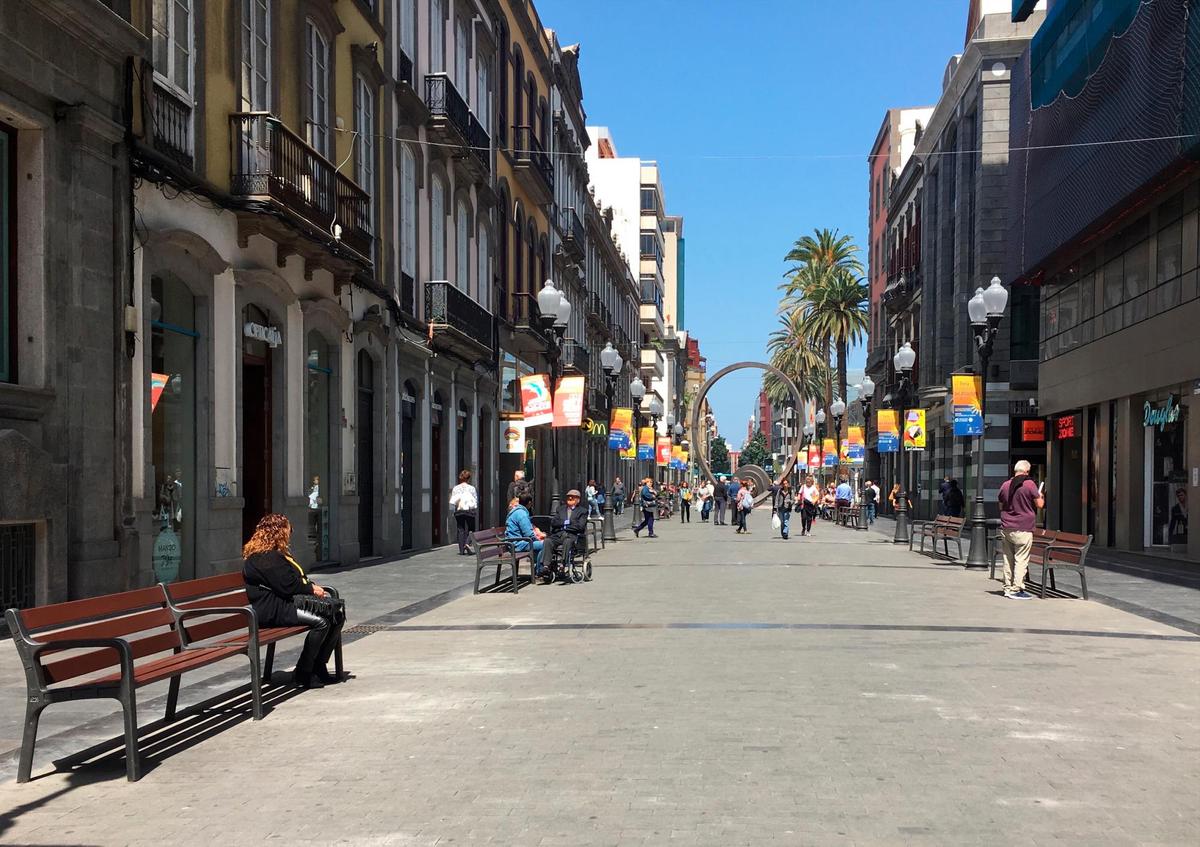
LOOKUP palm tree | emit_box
[793,268,869,405]
[782,228,862,297]
[765,311,827,405]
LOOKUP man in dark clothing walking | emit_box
[713,476,729,525]
[632,478,658,538]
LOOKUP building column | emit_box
[212,268,238,494]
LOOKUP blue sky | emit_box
[538,0,968,443]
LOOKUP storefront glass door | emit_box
[305,332,332,561]
[1145,401,1188,549]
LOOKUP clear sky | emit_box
[537,0,969,443]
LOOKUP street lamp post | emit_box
[964,276,1010,568]
[892,341,916,544]
[854,376,875,499]
[830,397,846,477]
[648,396,664,483]
[815,408,826,483]
[630,375,646,493]
[600,342,623,542]
[536,280,572,511]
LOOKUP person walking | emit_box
[861,479,878,526]
[679,481,693,523]
[713,475,729,525]
[799,474,821,536]
[507,469,530,504]
[726,476,741,531]
[585,479,600,518]
[697,479,713,522]
[938,475,952,516]
[735,479,755,533]
[612,476,625,516]
[945,478,965,518]
[633,477,658,538]
[998,460,1045,600]
[449,469,479,556]
[774,479,795,539]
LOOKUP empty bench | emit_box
[910,515,967,560]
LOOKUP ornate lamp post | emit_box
[830,398,846,474]
[892,341,916,544]
[964,276,1010,568]
[630,375,646,484]
[535,280,571,509]
[599,342,623,541]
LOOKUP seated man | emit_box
[542,489,590,583]
[505,492,544,574]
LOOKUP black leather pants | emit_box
[294,607,343,675]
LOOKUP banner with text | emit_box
[847,426,865,465]
[877,409,900,453]
[519,374,553,426]
[671,444,683,470]
[656,437,672,467]
[952,374,984,436]
[823,437,838,467]
[552,375,586,428]
[609,407,633,450]
[903,408,927,451]
[637,427,655,461]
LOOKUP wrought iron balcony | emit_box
[561,207,585,261]
[511,125,554,204]
[230,113,373,259]
[561,340,590,374]
[425,74,489,179]
[425,280,494,359]
[151,80,193,170]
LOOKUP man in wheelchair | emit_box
[540,488,590,584]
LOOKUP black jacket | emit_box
[243,550,314,627]
[551,504,589,536]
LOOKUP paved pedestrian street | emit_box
[1,520,1198,846]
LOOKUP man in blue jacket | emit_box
[632,478,659,538]
[726,477,741,532]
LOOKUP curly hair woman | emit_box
[241,514,343,689]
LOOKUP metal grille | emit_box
[0,523,36,614]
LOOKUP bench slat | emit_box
[162,572,246,602]
[36,607,175,644]
[41,629,183,684]
[91,645,246,688]
[17,586,166,632]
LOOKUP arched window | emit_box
[513,207,524,296]
[537,235,547,300]
[430,173,446,280]
[496,24,508,147]
[512,47,524,128]
[399,143,417,290]
[477,214,490,311]
[526,221,536,302]
[455,199,470,294]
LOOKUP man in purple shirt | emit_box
[997,460,1045,599]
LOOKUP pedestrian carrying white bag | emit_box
[771,512,782,531]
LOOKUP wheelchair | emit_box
[530,517,594,584]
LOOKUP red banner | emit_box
[655,436,672,467]
[520,374,553,426]
[552,375,586,428]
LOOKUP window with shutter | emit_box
[429,0,444,72]
[431,176,446,280]
[456,201,470,293]
[455,17,469,105]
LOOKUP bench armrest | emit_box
[1043,543,1088,564]
[27,637,136,690]
[172,605,259,648]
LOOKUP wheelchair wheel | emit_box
[583,558,593,582]
[569,559,585,584]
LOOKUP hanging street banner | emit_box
[637,427,655,460]
[840,438,850,464]
[519,374,553,426]
[903,408,927,451]
[151,372,170,412]
[952,374,984,436]
[877,409,900,453]
[621,433,637,460]
[501,418,527,454]
[680,448,689,470]
[823,437,838,466]
[552,375,585,428]
[671,444,684,470]
[608,407,633,450]
[656,437,672,467]
[847,426,865,465]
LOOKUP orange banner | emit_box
[552,375,585,427]
[656,437,672,467]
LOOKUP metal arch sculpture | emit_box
[690,361,805,505]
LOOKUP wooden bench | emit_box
[834,503,864,529]
[927,516,967,561]
[5,585,265,782]
[1039,531,1093,599]
[909,515,953,553]
[161,572,344,685]
[470,527,533,593]
[990,528,1057,582]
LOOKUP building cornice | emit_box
[36,0,146,63]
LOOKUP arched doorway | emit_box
[456,399,470,481]
[305,331,333,562]
[431,391,445,545]
[241,303,275,541]
[479,406,493,526]
[401,380,418,550]
[357,351,375,557]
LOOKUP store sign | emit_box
[1019,418,1046,443]
[152,527,181,583]
[150,372,170,412]
[1052,412,1080,440]
[501,419,527,453]
[951,374,984,436]
[1143,395,1181,431]
[552,375,585,428]
[243,321,282,347]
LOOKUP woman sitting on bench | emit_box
[242,514,344,689]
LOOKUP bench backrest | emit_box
[5,586,180,686]
[1048,531,1093,564]
[470,528,503,545]
[161,572,255,644]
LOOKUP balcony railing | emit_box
[425,281,494,352]
[562,207,585,259]
[512,125,554,195]
[467,112,491,173]
[561,340,590,374]
[230,113,373,258]
[151,80,193,170]
[425,74,470,138]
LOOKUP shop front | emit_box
[1142,391,1189,553]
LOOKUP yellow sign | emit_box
[903,408,926,451]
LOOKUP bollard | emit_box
[602,502,618,542]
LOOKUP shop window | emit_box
[150,274,197,582]
[1147,400,1188,549]
[1,121,13,384]
[305,332,332,561]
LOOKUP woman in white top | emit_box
[449,469,479,555]
[799,475,821,537]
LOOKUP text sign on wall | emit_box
[1052,412,1081,440]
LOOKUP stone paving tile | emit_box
[0,519,1196,845]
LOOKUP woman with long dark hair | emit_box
[242,514,343,689]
